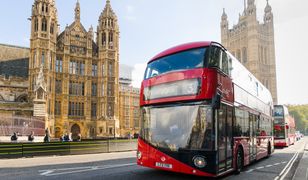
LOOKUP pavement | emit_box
[0,137,307,180]
[0,151,136,168]
[292,141,308,180]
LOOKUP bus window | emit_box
[208,47,221,68]
[222,52,229,75]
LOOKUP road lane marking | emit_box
[39,163,136,176]
[245,161,289,173]
[246,169,254,173]
[40,170,53,176]
[275,144,303,180]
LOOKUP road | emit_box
[0,137,307,180]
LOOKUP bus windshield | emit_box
[274,125,285,139]
[144,48,207,79]
[140,104,214,151]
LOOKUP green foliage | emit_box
[287,105,308,134]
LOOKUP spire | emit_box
[243,0,247,15]
[101,0,116,19]
[221,8,228,20]
[75,0,80,21]
[265,0,272,13]
[244,0,247,9]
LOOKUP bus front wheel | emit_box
[267,142,272,157]
[235,148,244,174]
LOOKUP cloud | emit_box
[125,5,137,22]
[132,63,147,88]
[126,5,135,14]
[125,16,137,22]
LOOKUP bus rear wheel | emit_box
[235,148,243,174]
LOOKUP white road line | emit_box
[39,166,95,172]
[40,170,53,176]
[246,169,254,173]
[256,166,264,170]
[39,163,136,176]
[274,163,281,166]
[275,150,300,180]
[266,165,273,168]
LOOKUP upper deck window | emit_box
[144,48,207,79]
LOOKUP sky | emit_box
[0,0,307,105]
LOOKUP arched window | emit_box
[109,32,113,43]
[42,4,45,12]
[242,47,247,63]
[42,18,47,32]
[109,32,113,49]
[264,48,268,64]
[16,94,28,103]
[34,18,38,32]
[261,46,264,63]
[50,23,54,34]
[102,32,106,45]
[42,52,45,66]
[49,54,52,70]
[33,50,37,67]
[236,49,241,62]
[46,5,48,13]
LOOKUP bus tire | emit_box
[267,142,272,157]
[235,148,244,174]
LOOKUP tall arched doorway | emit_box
[71,124,80,141]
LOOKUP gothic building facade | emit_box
[221,0,278,103]
[28,0,120,139]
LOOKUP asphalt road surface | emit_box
[0,137,307,180]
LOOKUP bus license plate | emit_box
[155,162,172,169]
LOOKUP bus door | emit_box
[249,114,257,162]
[217,104,233,173]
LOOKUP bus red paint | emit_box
[137,41,274,177]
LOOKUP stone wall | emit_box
[0,44,29,61]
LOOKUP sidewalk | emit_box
[292,141,308,180]
[0,151,136,168]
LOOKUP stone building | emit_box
[119,64,140,137]
[0,0,128,139]
[221,0,278,103]
[28,0,120,139]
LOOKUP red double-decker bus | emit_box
[137,41,274,177]
[273,105,296,147]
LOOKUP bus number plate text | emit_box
[155,162,172,169]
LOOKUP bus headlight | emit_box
[137,151,142,160]
[193,156,206,168]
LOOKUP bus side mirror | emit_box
[286,125,289,129]
[212,92,221,109]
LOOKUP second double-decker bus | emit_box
[137,41,274,177]
[273,105,296,147]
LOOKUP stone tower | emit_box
[97,0,120,136]
[29,0,58,128]
[221,0,278,104]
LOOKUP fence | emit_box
[0,139,137,159]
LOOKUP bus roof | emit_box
[149,41,213,63]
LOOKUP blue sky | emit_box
[0,0,308,104]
